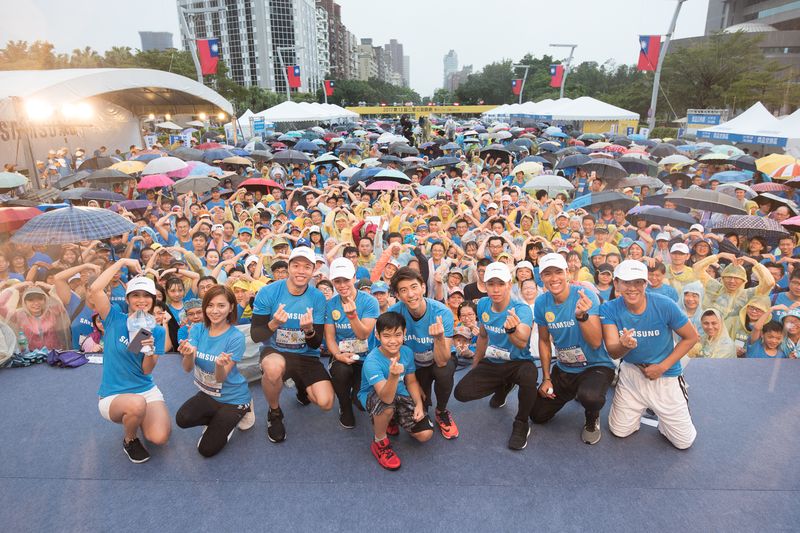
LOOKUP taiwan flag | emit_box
[637,35,661,71]
[511,79,522,96]
[287,65,302,89]
[197,39,220,75]
[324,80,335,96]
[549,65,564,88]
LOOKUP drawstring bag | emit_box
[46,350,88,368]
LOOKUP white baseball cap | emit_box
[309,225,322,234]
[329,257,356,280]
[244,255,259,268]
[288,246,316,265]
[614,260,648,282]
[514,260,534,273]
[689,223,704,232]
[670,243,690,254]
[538,253,568,272]
[486,202,498,210]
[655,232,670,241]
[483,262,512,282]
[126,276,156,296]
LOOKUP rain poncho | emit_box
[1,287,71,351]
[725,295,773,356]
[693,255,775,324]
[696,308,736,359]
[679,281,705,334]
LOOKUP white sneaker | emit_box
[238,403,255,431]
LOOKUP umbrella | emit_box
[567,191,638,212]
[480,145,512,162]
[0,207,42,233]
[339,167,360,180]
[756,154,797,175]
[555,154,591,169]
[579,159,628,181]
[348,167,384,187]
[339,143,362,152]
[698,152,730,162]
[511,162,544,178]
[710,144,744,157]
[618,157,659,177]
[625,205,697,229]
[708,170,753,183]
[753,193,799,215]
[11,206,136,245]
[112,200,152,212]
[726,154,757,171]
[77,156,118,171]
[173,176,219,195]
[202,149,235,163]
[85,169,132,186]
[134,153,163,162]
[493,130,513,140]
[389,144,419,156]
[250,150,274,162]
[712,215,789,240]
[137,174,175,190]
[294,140,321,153]
[649,143,679,158]
[371,168,411,183]
[244,140,268,152]
[80,190,127,202]
[718,183,756,200]
[770,163,800,181]
[522,175,575,195]
[578,133,604,141]
[142,156,187,176]
[378,155,404,165]
[221,156,253,166]
[237,178,283,193]
[640,193,692,212]
[109,161,147,174]
[751,182,792,194]
[427,156,462,168]
[666,189,747,214]
[156,121,182,131]
[612,175,666,190]
[519,155,552,167]
[441,142,460,151]
[658,154,693,167]
[365,180,401,191]
[0,172,28,189]
[55,171,91,189]
[781,216,800,232]
[272,150,311,166]
[417,185,448,197]
[312,153,342,166]
[196,142,223,150]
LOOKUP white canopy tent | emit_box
[483,97,638,122]
[255,101,359,123]
[696,102,786,147]
[777,108,800,157]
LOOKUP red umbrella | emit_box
[270,142,288,150]
[0,207,42,233]
[196,142,223,150]
[238,177,284,192]
[137,174,175,190]
[781,215,800,232]
[751,182,792,193]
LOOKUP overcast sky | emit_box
[2,0,710,97]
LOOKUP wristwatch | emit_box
[504,326,517,334]
[575,313,589,322]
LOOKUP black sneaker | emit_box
[123,437,151,463]
[489,382,515,409]
[296,388,311,406]
[339,405,356,429]
[267,408,286,443]
[508,419,531,451]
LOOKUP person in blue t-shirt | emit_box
[600,260,699,450]
[358,311,433,471]
[250,246,332,444]
[89,260,171,464]
[176,285,253,457]
[325,258,380,429]
[453,262,537,451]
[646,261,679,303]
[745,314,789,359]
[389,267,458,440]
[530,253,616,445]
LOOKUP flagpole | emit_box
[549,44,577,99]
[323,82,328,104]
[647,0,687,132]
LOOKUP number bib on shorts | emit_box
[194,367,222,397]
[339,338,369,355]
[555,345,587,367]
[415,350,434,364]
[486,345,511,361]
[275,328,306,350]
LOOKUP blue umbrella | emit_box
[556,154,591,169]
[230,148,250,156]
[202,149,234,163]
[548,131,569,138]
[627,133,648,142]
[12,205,136,245]
[567,191,638,212]
[441,142,459,150]
[519,155,552,167]
[294,140,321,153]
[134,153,162,162]
[709,170,753,183]
[189,163,225,177]
[311,139,327,145]
[348,167,383,186]
[418,185,447,197]
[37,203,70,212]
[112,200,152,212]
[427,156,461,167]
[81,190,127,202]
[625,205,697,229]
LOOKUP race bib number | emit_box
[555,345,587,367]
[275,328,306,350]
[194,367,222,397]
[415,350,434,364]
[486,345,511,361]
[339,338,369,355]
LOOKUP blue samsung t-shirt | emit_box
[477,297,533,363]
[67,292,94,350]
[252,279,327,357]
[534,285,614,373]
[647,284,679,303]
[188,324,251,405]
[771,292,798,321]
[110,284,128,313]
[388,298,454,368]
[325,290,380,356]
[98,307,166,397]
[746,338,789,359]
[357,345,417,408]
[599,293,688,377]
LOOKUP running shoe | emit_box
[435,409,459,439]
[339,405,356,429]
[296,388,311,406]
[370,437,401,471]
[508,420,531,450]
[237,403,255,431]
[266,407,286,443]
[386,419,400,436]
[123,437,151,463]
[489,382,516,408]
[581,414,601,445]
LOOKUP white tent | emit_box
[696,102,785,146]
[777,108,800,157]
[255,101,358,123]
[549,97,639,121]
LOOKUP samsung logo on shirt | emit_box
[406,334,432,344]
[632,330,661,338]
[118,336,129,346]
[196,351,217,362]
[485,324,505,335]
[335,322,352,330]
[283,312,310,320]
[549,320,575,329]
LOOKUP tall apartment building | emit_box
[443,49,458,89]
[315,5,330,77]
[402,55,410,88]
[384,39,408,86]
[176,0,322,93]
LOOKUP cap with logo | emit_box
[371,281,389,294]
[539,253,568,272]
[670,243,690,254]
[329,257,356,280]
[126,276,157,296]
[613,260,648,281]
[483,262,512,283]
[288,246,316,265]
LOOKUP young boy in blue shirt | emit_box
[746,314,789,359]
[359,311,433,470]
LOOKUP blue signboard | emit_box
[626,127,635,135]
[687,113,722,125]
[695,130,787,147]
[252,117,265,133]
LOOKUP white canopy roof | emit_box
[255,101,359,123]
[0,68,233,115]
[697,102,786,146]
[483,96,637,121]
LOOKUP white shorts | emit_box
[98,386,165,422]
[608,362,696,450]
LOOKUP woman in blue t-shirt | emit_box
[89,259,171,464]
[176,285,253,457]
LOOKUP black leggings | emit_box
[415,357,456,411]
[530,365,614,424]
[454,360,538,422]
[329,360,363,409]
[176,392,249,457]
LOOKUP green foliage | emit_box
[649,127,678,139]
[320,78,421,106]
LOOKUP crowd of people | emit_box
[1,116,798,470]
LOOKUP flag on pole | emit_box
[549,65,564,88]
[511,79,522,96]
[287,65,302,89]
[637,35,661,71]
[324,80,335,97]
[197,39,220,75]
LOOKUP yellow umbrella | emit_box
[756,154,797,176]
[511,161,544,178]
[110,160,146,174]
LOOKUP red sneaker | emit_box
[435,409,459,439]
[386,419,400,436]
[371,438,401,470]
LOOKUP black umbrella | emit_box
[753,193,799,215]
[272,150,311,166]
[389,144,419,156]
[579,159,628,181]
[712,215,789,240]
[378,155,404,165]
[556,154,592,169]
[726,154,757,172]
[640,193,692,212]
[666,189,747,214]
[612,175,666,190]
[77,156,119,170]
[85,169,132,186]
[81,189,127,202]
[250,150,273,162]
[171,147,205,162]
[617,157,659,177]
[427,156,461,168]
[339,143,362,152]
[55,171,91,189]
[480,145,513,162]
[649,143,680,158]
[420,170,444,186]
[626,205,697,229]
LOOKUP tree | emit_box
[69,46,102,68]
